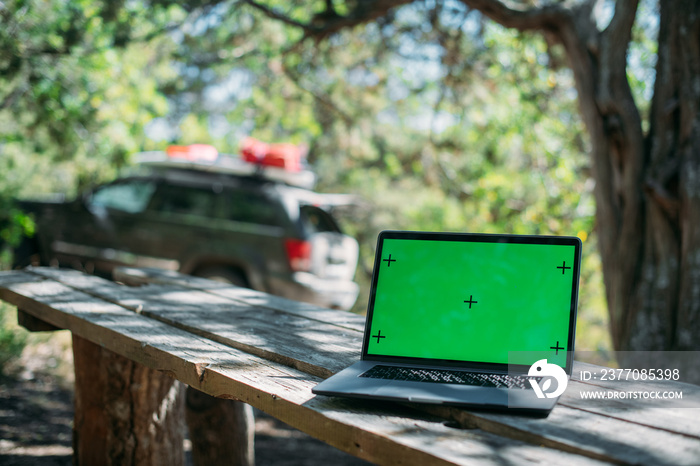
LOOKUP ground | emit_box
[0,332,370,466]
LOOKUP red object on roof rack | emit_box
[240,137,307,172]
[134,140,316,189]
[166,144,218,162]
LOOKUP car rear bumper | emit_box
[269,272,360,311]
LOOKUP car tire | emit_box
[194,266,250,288]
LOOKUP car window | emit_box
[300,205,340,234]
[149,183,218,218]
[225,190,282,226]
[88,180,156,214]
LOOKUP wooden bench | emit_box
[1,266,700,465]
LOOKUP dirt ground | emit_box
[0,334,370,466]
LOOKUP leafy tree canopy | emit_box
[0,0,620,351]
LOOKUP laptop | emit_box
[312,230,582,416]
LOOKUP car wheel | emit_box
[194,266,250,288]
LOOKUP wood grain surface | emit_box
[2,267,699,465]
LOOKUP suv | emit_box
[14,147,360,310]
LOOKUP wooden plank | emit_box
[12,268,697,464]
[110,268,700,445]
[8,269,700,465]
[39,269,700,406]
[41,269,257,464]
[17,308,64,332]
[0,270,46,286]
[571,361,700,400]
[112,266,366,331]
[30,267,363,378]
[423,403,700,465]
[0,270,612,465]
[561,361,700,441]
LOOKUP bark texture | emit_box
[555,0,699,353]
[185,387,255,466]
[466,0,700,353]
[72,335,186,466]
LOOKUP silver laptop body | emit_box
[313,230,582,416]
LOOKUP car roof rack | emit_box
[134,143,316,190]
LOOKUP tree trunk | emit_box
[467,0,698,355]
[647,0,700,353]
[557,0,700,353]
[185,387,255,466]
[72,335,186,465]
[457,0,700,355]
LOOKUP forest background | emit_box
[1,0,667,368]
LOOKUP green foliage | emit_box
[0,0,181,192]
[0,0,184,264]
[0,0,200,366]
[0,156,37,267]
[211,4,607,351]
[0,0,615,355]
[0,303,27,373]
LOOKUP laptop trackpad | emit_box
[375,381,493,405]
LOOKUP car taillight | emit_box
[285,239,312,272]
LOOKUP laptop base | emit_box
[312,360,558,416]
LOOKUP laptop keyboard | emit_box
[359,365,540,389]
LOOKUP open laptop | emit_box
[312,230,582,416]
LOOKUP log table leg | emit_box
[72,335,186,465]
[185,387,255,466]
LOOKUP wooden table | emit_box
[1,266,699,465]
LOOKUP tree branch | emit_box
[596,0,639,114]
[457,0,572,32]
[603,0,639,41]
[243,0,412,40]
[242,0,312,31]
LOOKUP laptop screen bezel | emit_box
[360,230,582,375]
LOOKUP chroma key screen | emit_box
[364,232,581,369]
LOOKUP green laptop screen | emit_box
[365,234,579,368]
